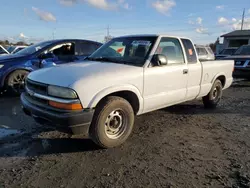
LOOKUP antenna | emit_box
[241,8,245,30]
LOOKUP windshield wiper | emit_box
[86,57,126,64]
[86,57,137,66]
[86,57,113,62]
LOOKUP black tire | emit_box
[202,79,223,109]
[90,96,134,148]
[5,70,29,96]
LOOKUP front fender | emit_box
[87,84,144,114]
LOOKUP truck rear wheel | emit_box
[90,96,134,148]
[202,79,223,109]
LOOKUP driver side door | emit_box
[143,37,188,113]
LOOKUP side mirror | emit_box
[152,54,168,66]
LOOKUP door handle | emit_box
[183,69,188,74]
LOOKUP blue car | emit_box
[0,39,102,95]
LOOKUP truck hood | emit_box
[28,61,143,88]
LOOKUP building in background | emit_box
[221,30,250,48]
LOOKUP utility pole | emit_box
[52,28,56,40]
[104,25,112,43]
[107,25,110,37]
[241,8,245,30]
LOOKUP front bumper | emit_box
[21,93,94,135]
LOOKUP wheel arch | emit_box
[87,85,143,115]
[212,73,226,88]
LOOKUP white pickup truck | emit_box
[21,34,234,148]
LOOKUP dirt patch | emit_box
[0,83,250,188]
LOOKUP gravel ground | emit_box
[0,80,250,188]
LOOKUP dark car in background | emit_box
[223,45,250,80]
[0,39,102,95]
[215,47,238,60]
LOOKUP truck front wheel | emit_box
[202,79,223,109]
[90,96,134,148]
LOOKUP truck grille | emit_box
[26,79,47,95]
[25,79,48,106]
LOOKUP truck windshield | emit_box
[16,41,53,55]
[234,46,250,55]
[88,36,157,66]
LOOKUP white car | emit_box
[195,45,215,61]
[0,45,9,56]
[21,34,234,148]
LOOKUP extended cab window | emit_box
[155,37,185,65]
[181,39,197,63]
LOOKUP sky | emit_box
[0,0,250,44]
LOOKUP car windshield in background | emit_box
[13,48,25,53]
[0,47,8,54]
[7,46,15,53]
[88,36,157,66]
[220,49,237,55]
[234,46,250,55]
[206,47,214,54]
[16,41,53,55]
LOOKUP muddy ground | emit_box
[0,80,250,188]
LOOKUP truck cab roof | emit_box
[116,34,192,41]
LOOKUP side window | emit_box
[76,42,101,56]
[52,43,75,56]
[181,39,197,63]
[155,37,185,65]
[39,42,75,60]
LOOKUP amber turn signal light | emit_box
[49,101,83,110]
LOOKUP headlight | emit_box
[0,65,4,69]
[48,85,78,99]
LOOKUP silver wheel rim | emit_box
[105,110,126,139]
[9,73,26,93]
[212,85,221,101]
